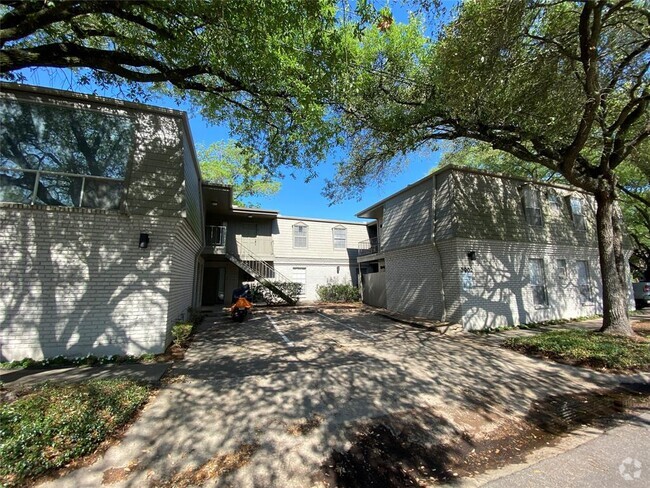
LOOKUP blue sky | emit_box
[17,1,453,222]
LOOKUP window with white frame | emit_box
[332,225,347,249]
[567,196,587,230]
[576,260,592,302]
[0,98,134,210]
[528,258,548,306]
[521,186,543,226]
[292,222,308,248]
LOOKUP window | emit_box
[292,267,306,296]
[556,258,568,283]
[528,258,548,306]
[0,98,133,210]
[576,260,592,302]
[521,186,543,226]
[333,225,347,249]
[292,223,308,248]
[547,191,563,213]
[567,196,586,230]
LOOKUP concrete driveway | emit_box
[40,309,650,487]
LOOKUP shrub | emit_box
[0,378,150,486]
[171,322,194,347]
[317,282,360,303]
[249,281,302,305]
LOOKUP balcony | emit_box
[204,225,227,253]
[358,237,380,256]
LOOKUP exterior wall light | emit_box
[139,233,150,249]
[467,251,477,262]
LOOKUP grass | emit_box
[470,314,602,335]
[504,329,650,371]
[0,378,151,486]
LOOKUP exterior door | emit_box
[202,267,226,305]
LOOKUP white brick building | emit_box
[356,166,634,330]
[0,84,203,361]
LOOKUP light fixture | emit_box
[467,251,477,262]
[139,233,150,249]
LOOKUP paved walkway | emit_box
[28,309,648,487]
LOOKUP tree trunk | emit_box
[595,192,634,335]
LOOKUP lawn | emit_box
[0,378,151,487]
[504,329,650,371]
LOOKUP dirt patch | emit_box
[320,385,650,487]
[287,414,324,436]
[148,442,259,487]
[102,459,140,484]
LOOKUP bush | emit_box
[317,282,361,303]
[0,378,150,486]
[248,281,302,305]
[171,322,194,347]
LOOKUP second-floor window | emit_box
[333,226,347,249]
[529,258,548,306]
[522,186,543,227]
[568,196,587,231]
[293,223,308,248]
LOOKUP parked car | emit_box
[633,282,650,309]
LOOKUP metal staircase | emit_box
[225,239,297,305]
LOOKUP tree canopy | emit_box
[199,140,281,207]
[329,0,648,334]
[0,0,346,176]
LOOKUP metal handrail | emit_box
[358,237,380,256]
[232,238,293,282]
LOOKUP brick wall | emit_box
[455,238,605,329]
[0,207,181,361]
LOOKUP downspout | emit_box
[432,173,448,322]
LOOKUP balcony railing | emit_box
[358,237,380,256]
[205,225,227,247]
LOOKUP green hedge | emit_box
[316,282,360,303]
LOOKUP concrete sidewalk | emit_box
[476,411,650,487]
[0,362,170,389]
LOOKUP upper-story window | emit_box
[567,196,586,231]
[521,185,543,226]
[333,225,347,249]
[0,97,134,210]
[293,222,308,248]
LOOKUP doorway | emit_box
[202,267,226,305]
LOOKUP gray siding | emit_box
[182,133,203,240]
[167,219,202,331]
[451,171,598,247]
[382,180,432,252]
